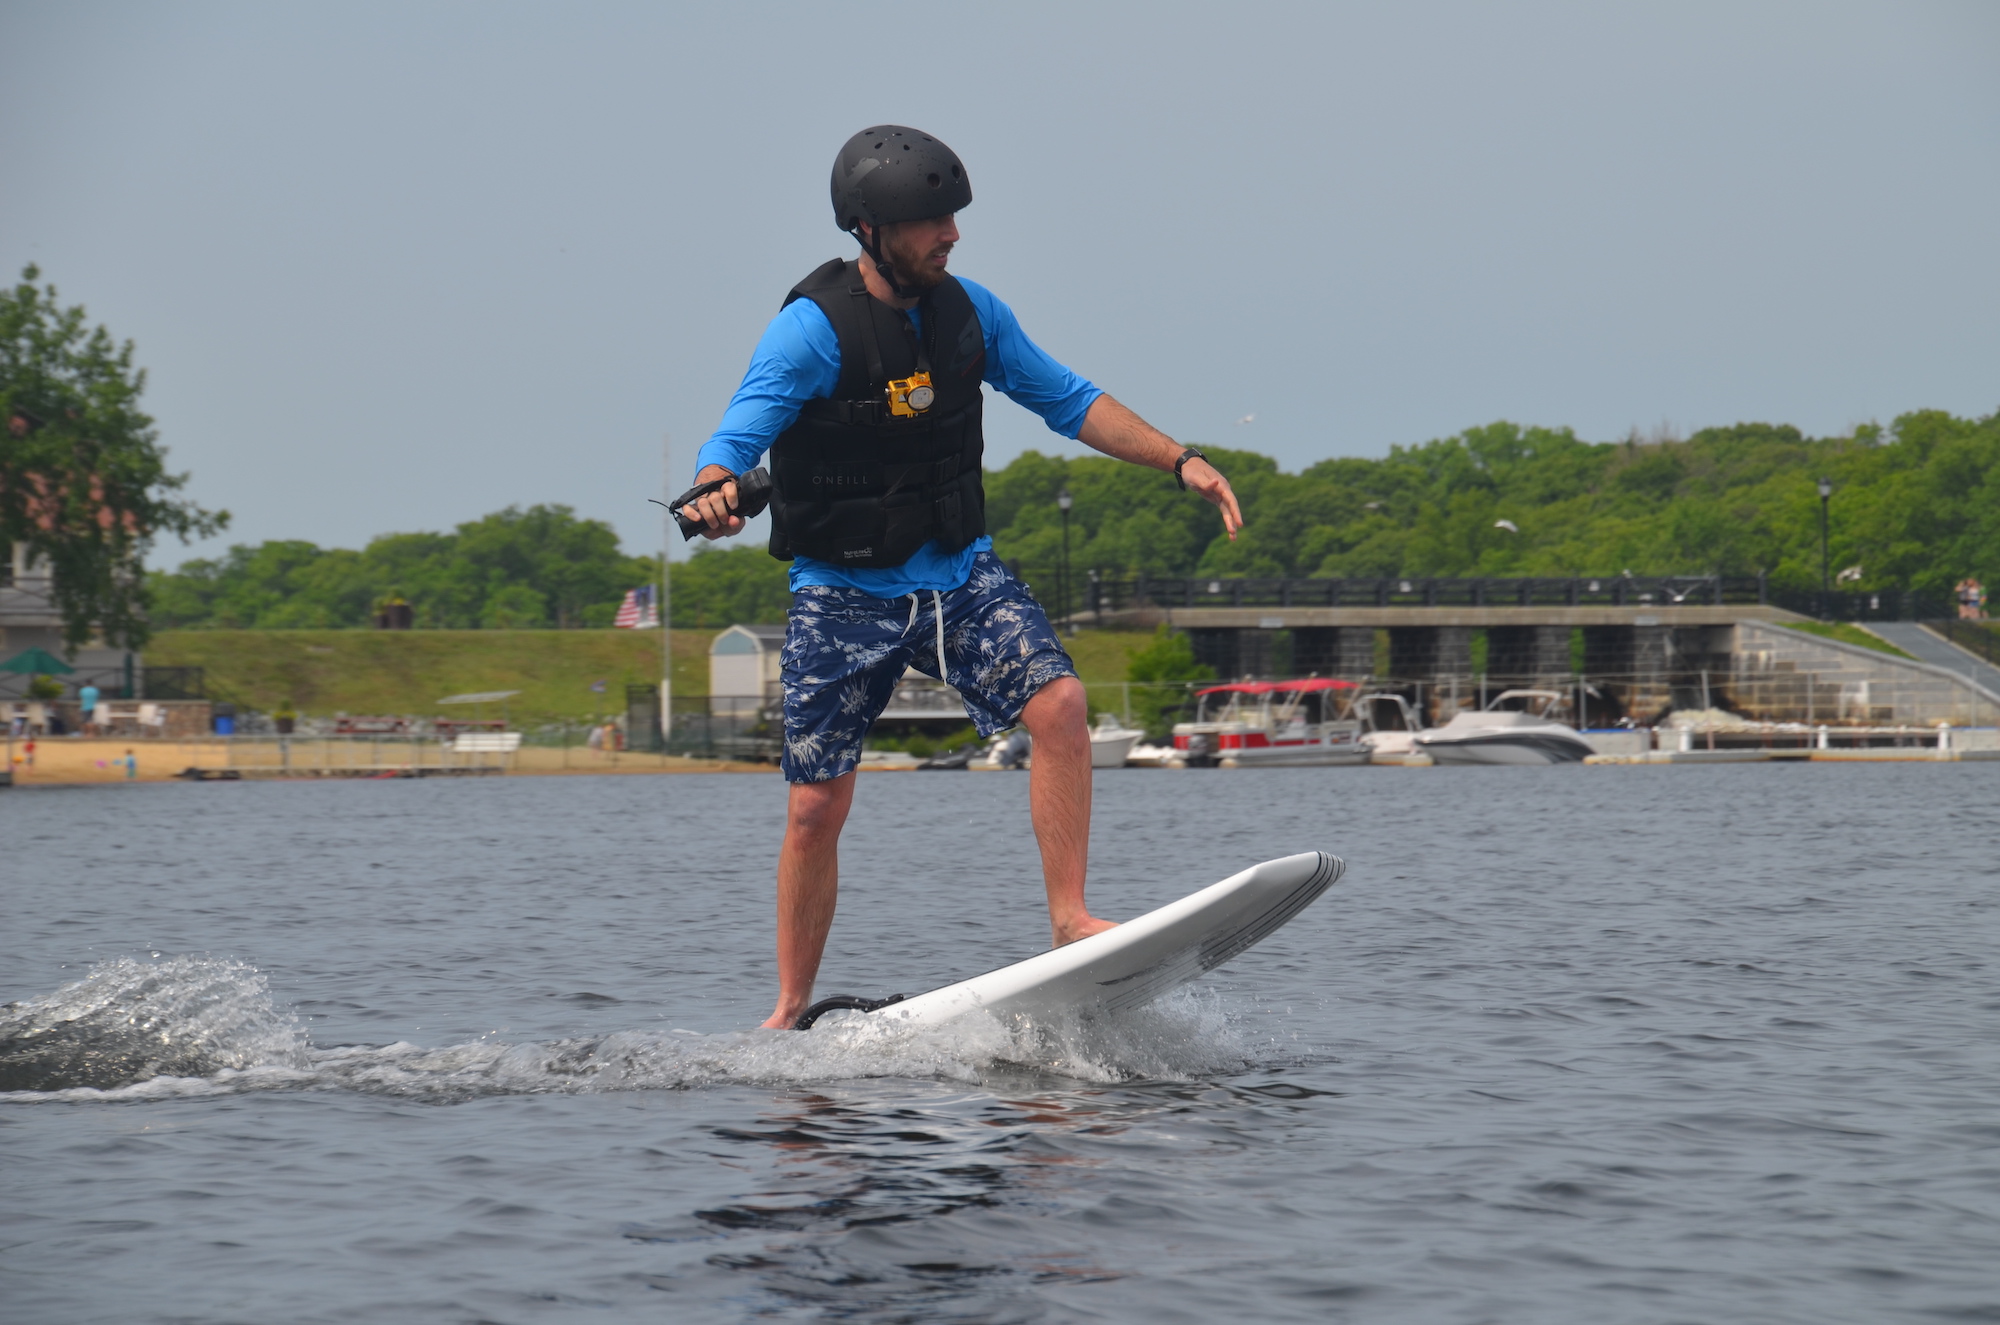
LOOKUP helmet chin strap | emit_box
[857,224,927,301]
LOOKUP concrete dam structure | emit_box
[1070,574,2000,729]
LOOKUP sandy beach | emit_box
[2,737,771,784]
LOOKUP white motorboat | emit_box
[1088,713,1144,768]
[1123,742,1180,768]
[1171,679,1367,768]
[1413,689,1595,765]
[1354,691,1426,764]
[968,728,1032,770]
[968,717,1144,770]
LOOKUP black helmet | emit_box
[829,126,972,236]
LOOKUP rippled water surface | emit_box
[4,764,1999,1323]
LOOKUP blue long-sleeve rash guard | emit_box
[696,275,1102,597]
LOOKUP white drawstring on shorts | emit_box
[905,591,948,681]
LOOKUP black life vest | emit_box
[766,258,987,567]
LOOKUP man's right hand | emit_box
[682,463,746,539]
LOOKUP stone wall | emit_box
[1729,624,2000,726]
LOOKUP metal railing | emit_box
[1929,618,2000,666]
[0,664,206,701]
[1766,589,1949,622]
[665,710,781,762]
[1001,568,1979,626]
[158,733,520,775]
[1008,571,1774,617]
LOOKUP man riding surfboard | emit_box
[680,126,1243,1029]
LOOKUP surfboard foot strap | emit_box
[792,993,909,1030]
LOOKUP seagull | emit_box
[1493,519,1519,534]
[1235,412,1256,426]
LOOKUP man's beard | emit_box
[880,230,951,293]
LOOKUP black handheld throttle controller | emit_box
[655,468,773,540]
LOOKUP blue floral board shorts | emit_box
[779,550,1077,783]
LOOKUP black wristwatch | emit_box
[1173,446,1208,491]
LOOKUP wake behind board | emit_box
[799,852,1343,1030]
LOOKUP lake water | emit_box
[4,764,1999,1324]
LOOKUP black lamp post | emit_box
[1817,476,1833,617]
[1056,488,1073,633]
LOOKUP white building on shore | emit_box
[0,541,138,699]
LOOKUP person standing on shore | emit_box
[1957,577,1986,621]
[680,126,1242,1028]
[78,682,100,736]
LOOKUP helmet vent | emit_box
[926,173,940,187]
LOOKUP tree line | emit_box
[145,505,794,631]
[11,262,1995,642]
[145,408,2000,630]
[147,505,663,629]
[989,411,2000,594]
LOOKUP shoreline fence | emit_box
[1008,567,1973,626]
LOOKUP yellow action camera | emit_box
[886,372,936,417]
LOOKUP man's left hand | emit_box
[1076,394,1246,541]
[1180,458,1243,539]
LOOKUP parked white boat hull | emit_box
[1411,694,1595,766]
[1090,731,1141,768]
[1417,729,1593,765]
[1220,741,1370,768]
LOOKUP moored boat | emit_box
[1123,741,1179,768]
[1171,679,1366,768]
[1355,691,1427,764]
[963,717,1153,770]
[1413,689,1595,765]
[1088,713,1144,768]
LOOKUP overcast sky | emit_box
[4,1,1995,569]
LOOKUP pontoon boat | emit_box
[1171,679,1366,768]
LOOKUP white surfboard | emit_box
[849,852,1343,1028]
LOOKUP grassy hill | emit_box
[146,627,1146,720]
[146,629,716,721]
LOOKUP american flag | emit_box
[613,584,659,629]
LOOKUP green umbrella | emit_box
[0,647,74,675]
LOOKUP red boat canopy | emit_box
[1194,678,1359,698]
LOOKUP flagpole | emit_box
[660,432,673,750]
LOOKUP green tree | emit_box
[983,411,2000,601]
[480,583,549,628]
[669,545,792,627]
[147,505,656,628]
[1125,624,1214,740]
[1,265,225,648]
[453,505,640,628]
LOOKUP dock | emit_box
[1586,748,2000,765]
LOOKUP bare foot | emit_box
[1051,915,1119,948]
[761,1005,805,1029]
